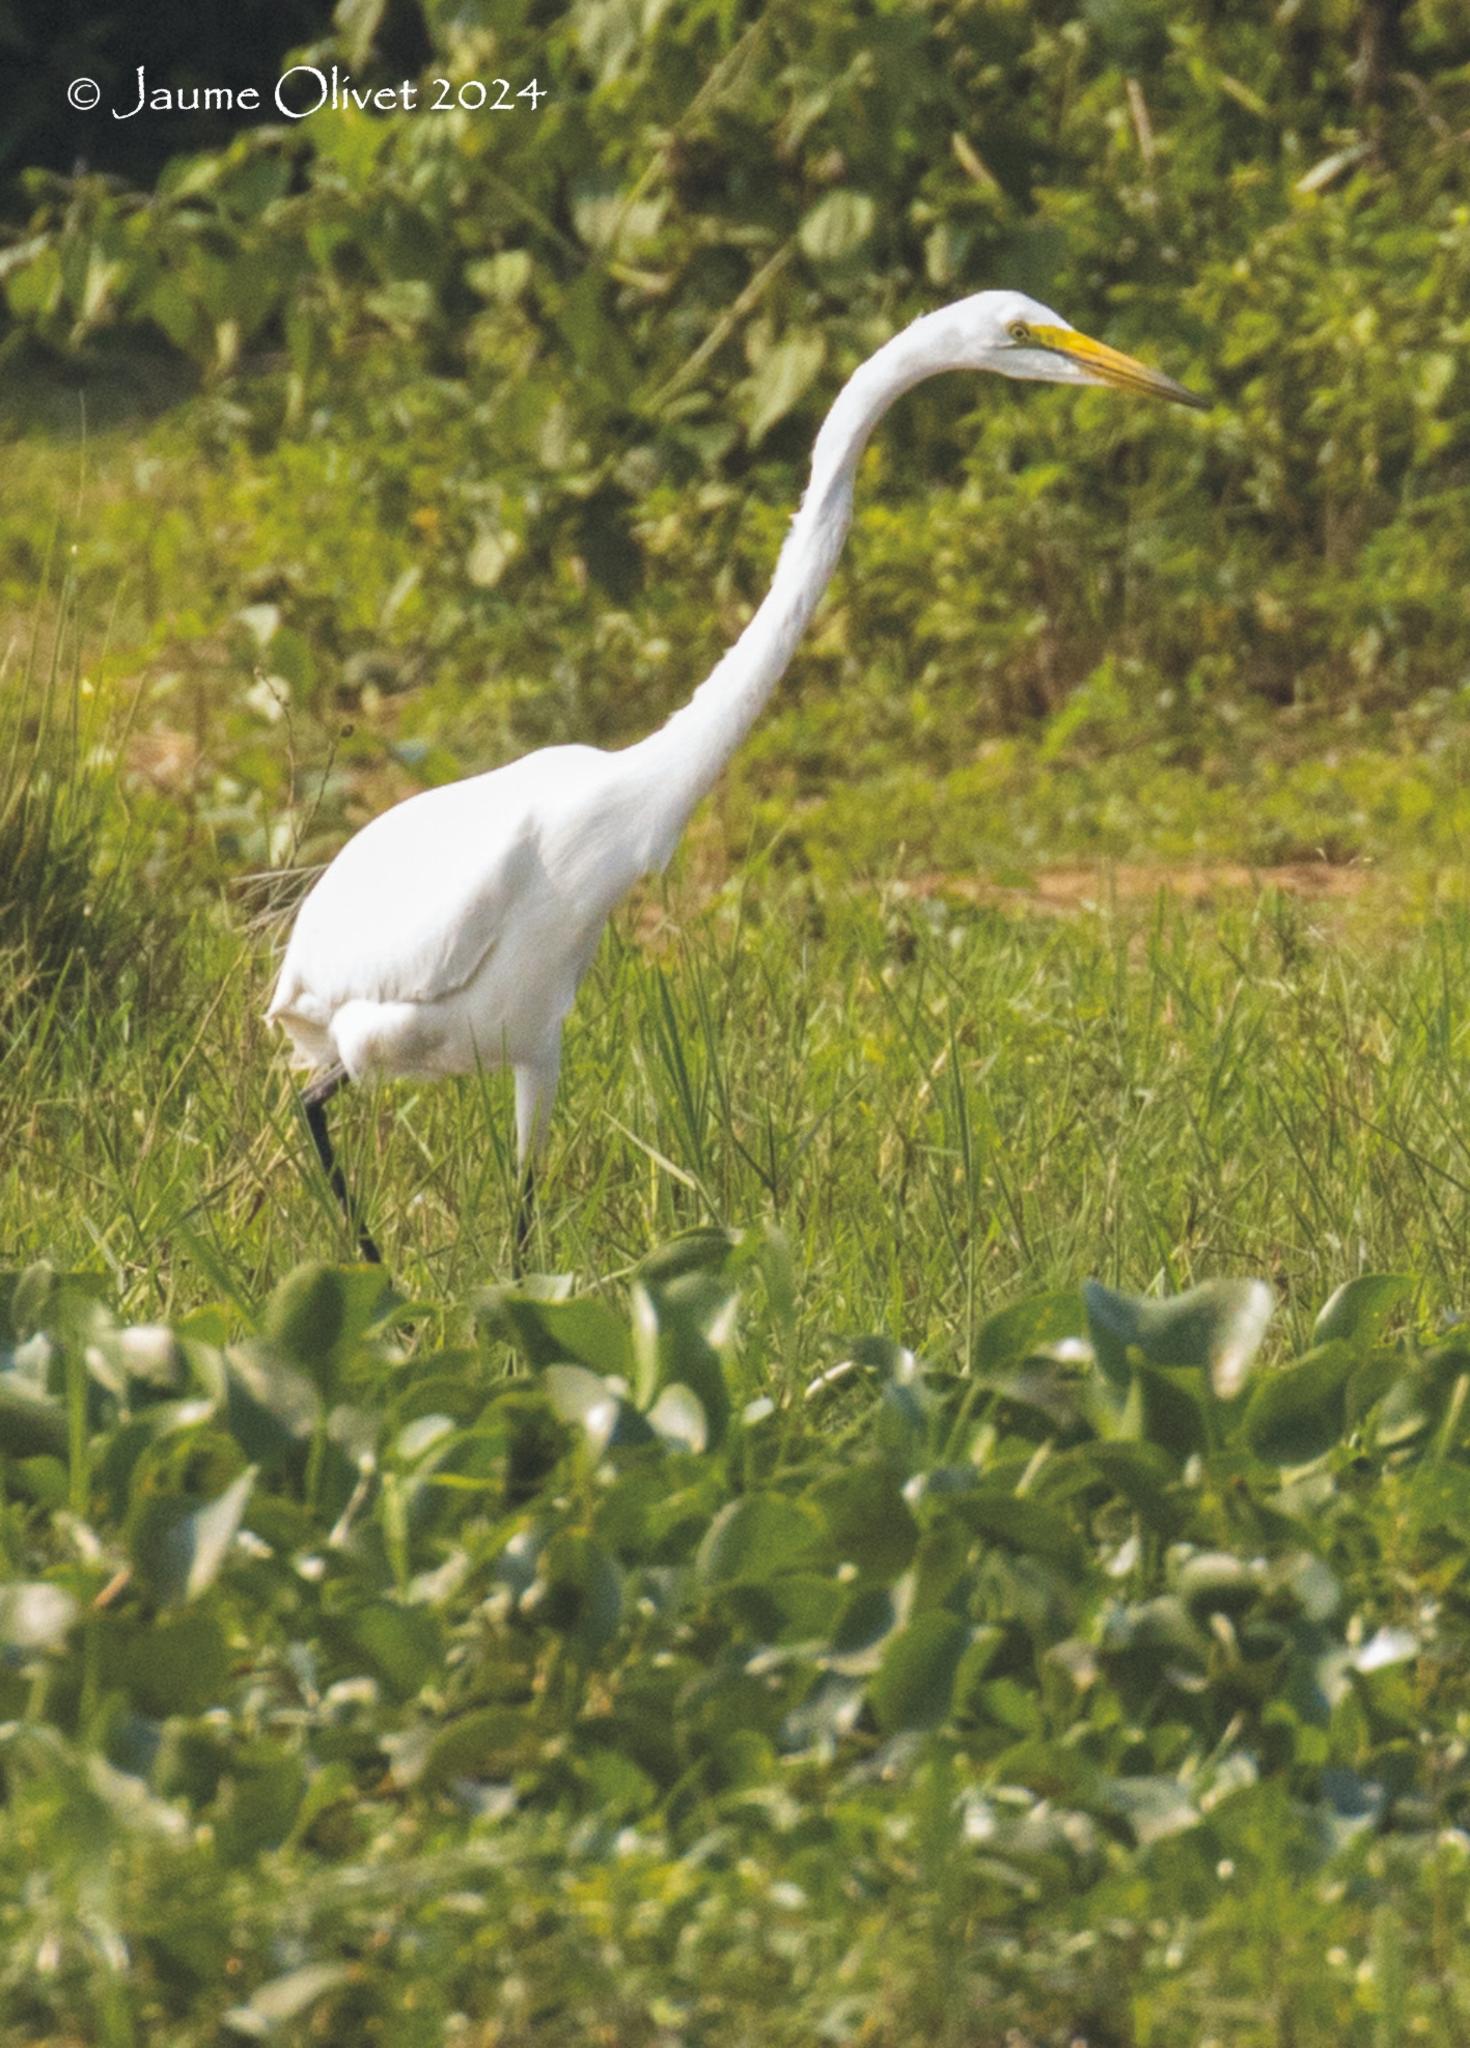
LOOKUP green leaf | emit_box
[130,1466,256,1606]
[262,1263,391,1400]
[524,1533,622,1659]
[542,1363,652,1455]
[477,1288,633,1378]
[808,1461,919,1582]
[630,1275,732,1450]
[697,1494,828,1585]
[333,0,387,69]
[225,1961,350,2037]
[420,1706,534,1793]
[1084,1277,1274,1397]
[1313,1274,1412,1349]
[870,1610,970,1733]
[1242,1342,1358,1465]
[973,1290,1088,1373]
[953,1486,1084,1567]
[745,333,826,446]
[330,1599,443,1701]
[96,1608,231,1717]
[797,191,877,264]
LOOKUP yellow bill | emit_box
[1027,322,1208,409]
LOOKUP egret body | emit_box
[267,290,1204,1260]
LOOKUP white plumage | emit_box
[268,290,1203,1256]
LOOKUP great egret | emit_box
[268,290,1204,1262]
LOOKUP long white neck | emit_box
[624,313,950,863]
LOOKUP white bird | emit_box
[267,289,1205,1262]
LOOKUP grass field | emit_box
[7,390,1470,2045]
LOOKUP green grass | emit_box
[7,863,1470,1342]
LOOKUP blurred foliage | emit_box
[5,1231,1470,2041]
[3,0,1470,838]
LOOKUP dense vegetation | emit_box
[5,1,1470,2041]
[4,0,1470,878]
[9,1227,1470,2046]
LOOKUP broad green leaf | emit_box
[262,1262,391,1400]
[697,1493,828,1585]
[953,1487,1084,1568]
[870,1610,969,1733]
[524,1533,622,1659]
[330,1599,443,1701]
[646,1382,708,1452]
[797,191,876,264]
[973,1289,1088,1373]
[745,332,826,446]
[420,1707,534,1792]
[1174,1551,1261,1620]
[96,1608,231,1718]
[225,1961,349,2037]
[542,1363,652,1455]
[1106,1774,1201,1846]
[629,1276,731,1450]
[477,1288,632,1377]
[0,1376,68,1458]
[1084,1277,1274,1397]
[130,1466,256,1606]
[1313,1274,1412,1348]
[333,0,387,69]
[807,1461,918,1582]
[1242,1342,1357,1465]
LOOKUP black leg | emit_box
[512,1161,536,1279]
[302,1069,381,1265]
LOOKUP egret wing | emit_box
[270,750,598,1020]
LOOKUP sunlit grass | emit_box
[6,860,1470,1366]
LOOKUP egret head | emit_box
[937,289,1207,409]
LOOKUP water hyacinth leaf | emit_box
[954,1487,1085,1569]
[0,1375,68,1459]
[1174,1551,1262,1620]
[646,1381,708,1453]
[130,1465,256,1606]
[419,1706,534,1793]
[1106,1774,1201,1846]
[477,1286,632,1378]
[542,1363,652,1455]
[1242,1342,1357,1465]
[224,1349,320,1465]
[697,1493,828,1585]
[634,1229,740,1288]
[629,1277,731,1449]
[524,1533,622,1660]
[1084,1277,1274,1397]
[807,1461,918,1582]
[1313,1274,1412,1349]
[825,1585,904,1675]
[1112,1361,1208,1458]
[96,1608,232,1718]
[262,1262,391,1400]
[973,1290,1089,1374]
[330,1599,443,1701]
[870,1610,970,1733]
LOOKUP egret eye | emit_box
[1009,321,1031,344]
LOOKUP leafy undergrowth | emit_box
[4,1232,1470,2045]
